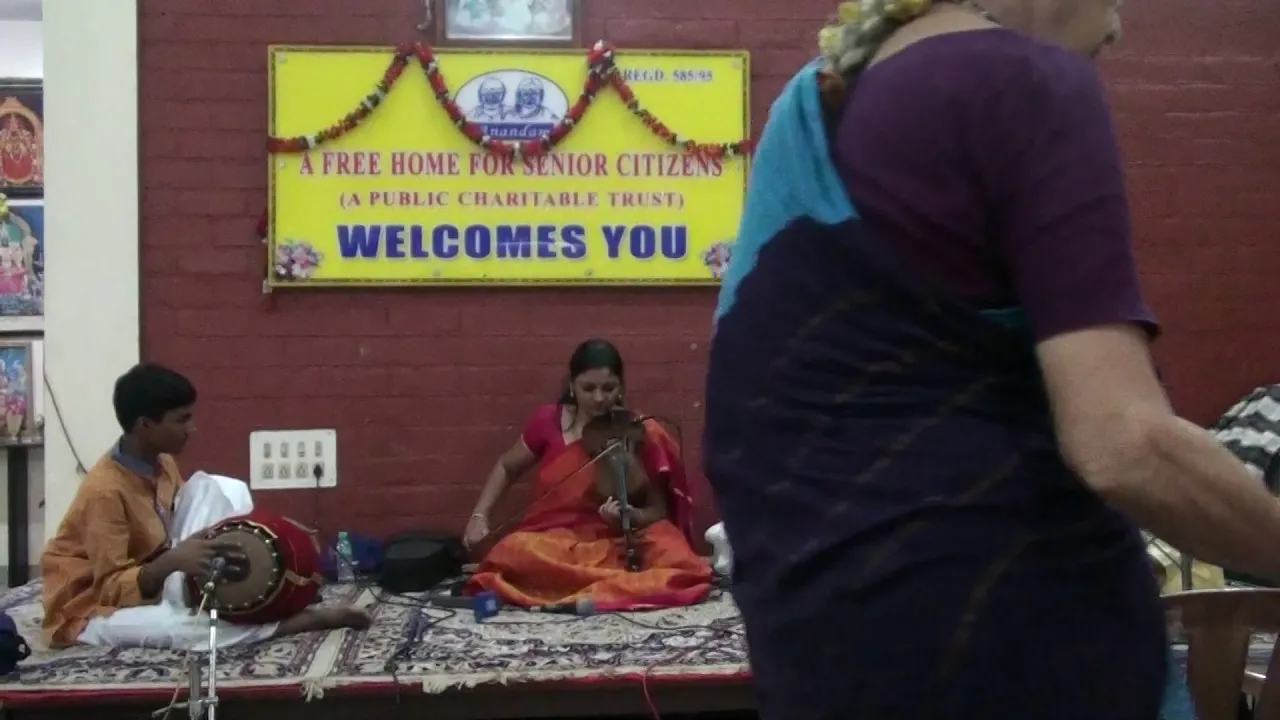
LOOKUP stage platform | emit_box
[0,582,754,719]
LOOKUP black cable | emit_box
[338,543,745,720]
[379,595,456,706]
[307,413,699,699]
[329,549,460,706]
[44,367,88,477]
[305,454,472,695]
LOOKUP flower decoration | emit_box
[838,2,864,23]
[884,0,932,21]
[266,41,756,162]
[0,194,8,222]
[702,241,733,279]
[273,240,324,281]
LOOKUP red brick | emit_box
[141,0,1280,538]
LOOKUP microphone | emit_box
[203,556,227,595]
[531,597,596,616]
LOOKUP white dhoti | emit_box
[77,472,281,651]
[705,522,734,577]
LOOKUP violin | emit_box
[581,408,648,502]
[582,407,646,572]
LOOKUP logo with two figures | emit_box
[455,69,570,142]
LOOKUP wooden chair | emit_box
[1167,589,1280,720]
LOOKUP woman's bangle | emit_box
[471,512,487,520]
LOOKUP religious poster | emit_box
[0,81,43,198]
[0,339,36,442]
[0,198,43,325]
[266,46,749,287]
[438,0,580,45]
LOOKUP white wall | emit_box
[0,20,42,78]
[36,0,140,564]
[0,15,44,570]
[0,0,140,574]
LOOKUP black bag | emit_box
[379,530,465,594]
[0,612,30,676]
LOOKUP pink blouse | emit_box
[521,404,569,461]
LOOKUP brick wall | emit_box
[1104,0,1280,423]
[139,0,1280,537]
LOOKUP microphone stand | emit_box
[203,604,220,720]
[161,560,224,720]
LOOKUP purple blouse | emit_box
[703,28,1170,719]
[835,29,1157,341]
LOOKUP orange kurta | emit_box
[41,452,183,647]
[469,415,713,610]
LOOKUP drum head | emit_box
[207,526,282,614]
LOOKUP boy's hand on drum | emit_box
[222,551,252,581]
[167,535,245,577]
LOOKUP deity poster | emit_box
[0,339,35,442]
[439,0,580,44]
[0,82,43,198]
[0,199,43,321]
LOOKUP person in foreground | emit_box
[41,363,369,650]
[465,339,712,610]
[703,1,1280,718]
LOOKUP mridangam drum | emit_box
[186,510,325,625]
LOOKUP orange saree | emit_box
[469,416,713,610]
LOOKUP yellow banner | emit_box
[267,46,749,287]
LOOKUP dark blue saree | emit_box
[703,62,1168,720]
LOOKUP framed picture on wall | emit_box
[0,198,43,331]
[0,338,37,444]
[435,0,581,46]
[0,80,43,199]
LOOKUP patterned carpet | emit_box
[2,577,1276,707]
[0,581,362,693]
[332,591,748,692]
[0,582,749,696]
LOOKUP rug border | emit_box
[0,671,754,708]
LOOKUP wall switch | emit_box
[249,429,337,490]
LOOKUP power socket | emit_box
[248,429,337,490]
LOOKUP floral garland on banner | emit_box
[262,41,755,282]
[266,40,755,161]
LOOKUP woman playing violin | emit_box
[464,339,712,610]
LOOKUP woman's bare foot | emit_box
[273,606,371,639]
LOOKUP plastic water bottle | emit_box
[335,531,357,583]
